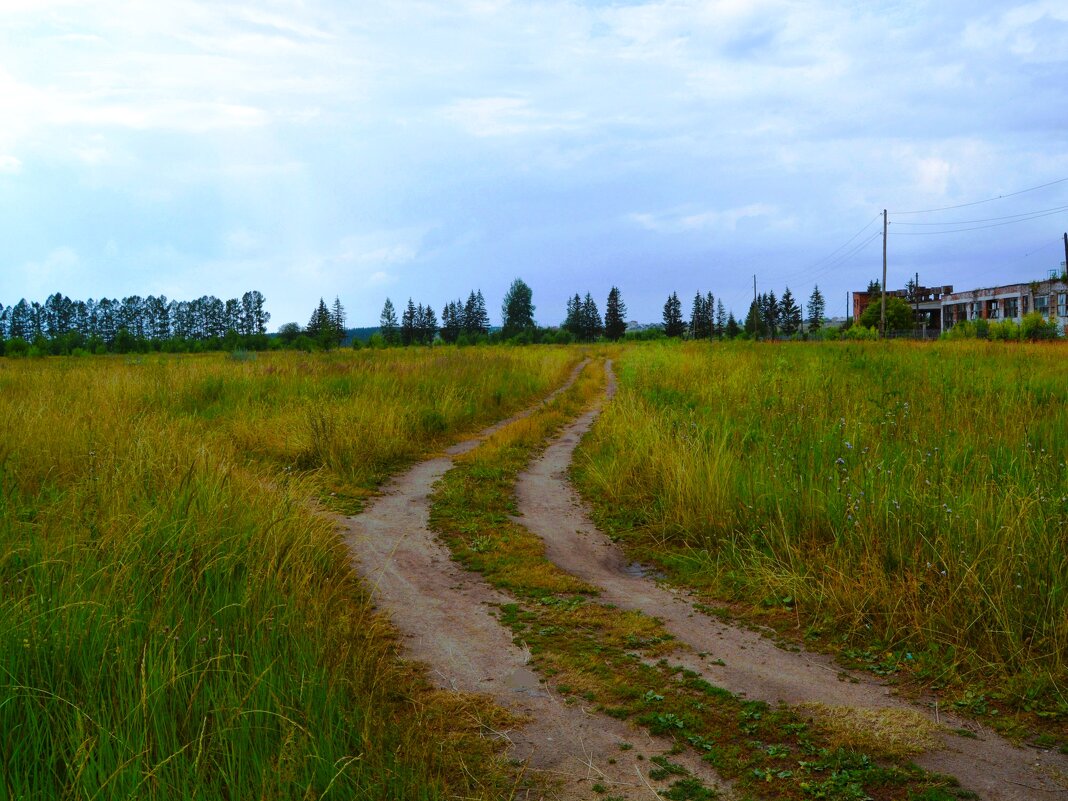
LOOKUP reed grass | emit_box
[574,340,1068,725]
[0,347,577,800]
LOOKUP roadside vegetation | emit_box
[0,347,577,800]
[573,340,1068,743]
[430,356,965,801]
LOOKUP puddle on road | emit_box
[504,666,546,696]
[623,562,666,581]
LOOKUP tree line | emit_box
[742,285,826,340]
[0,291,270,355]
[2,277,841,358]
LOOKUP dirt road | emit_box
[342,361,731,800]
[514,359,1068,801]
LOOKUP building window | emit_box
[988,300,1000,319]
[1036,295,1049,314]
[1022,296,1029,314]
[1059,293,1067,317]
[1004,297,1019,318]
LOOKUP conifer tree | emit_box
[580,293,603,342]
[689,292,707,339]
[726,311,740,339]
[807,285,826,332]
[401,299,417,345]
[604,286,627,341]
[563,293,582,336]
[662,292,685,337]
[715,299,727,339]
[307,298,333,346]
[380,298,399,344]
[330,296,347,347]
[473,290,490,334]
[779,287,801,336]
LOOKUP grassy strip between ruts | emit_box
[429,357,969,801]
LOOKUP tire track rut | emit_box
[341,359,732,800]
[514,359,1068,801]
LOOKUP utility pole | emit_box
[753,275,757,305]
[880,209,888,337]
[1063,232,1067,277]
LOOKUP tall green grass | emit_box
[0,347,577,800]
[574,341,1068,717]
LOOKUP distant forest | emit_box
[0,279,841,357]
[0,291,270,355]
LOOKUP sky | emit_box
[2,0,1067,328]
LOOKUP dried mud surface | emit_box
[513,360,1068,801]
[341,361,731,800]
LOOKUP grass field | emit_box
[429,355,960,800]
[0,347,578,800]
[573,340,1068,734]
[3,340,1065,799]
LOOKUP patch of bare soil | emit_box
[341,361,731,800]
[513,360,1068,801]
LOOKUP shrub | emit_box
[1020,312,1059,341]
[988,319,1020,341]
[5,337,31,357]
[841,325,878,341]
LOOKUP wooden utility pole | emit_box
[1063,232,1067,276]
[753,275,757,304]
[880,209,888,337]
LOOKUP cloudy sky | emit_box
[2,1,1067,327]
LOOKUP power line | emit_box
[889,207,1068,235]
[1022,239,1062,259]
[889,176,1068,215]
[768,212,880,285]
[890,203,1068,226]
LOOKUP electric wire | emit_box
[890,203,1068,226]
[889,176,1068,215]
[889,207,1068,235]
[766,212,881,285]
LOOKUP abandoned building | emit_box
[852,276,1068,335]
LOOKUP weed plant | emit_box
[430,357,962,800]
[0,347,577,800]
[573,341,1068,728]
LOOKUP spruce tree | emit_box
[604,286,627,341]
[580,293,603,342]
[779,287,801,337]
[662,292,685,337]
[563,293,582,336]
[331,296,347,347]
[689,292,707,339]
[715,299,727,339]
[401,299,416,345]
[807,285,826,332]
[473,290,490,334]
[380,298,399,344]
[762,290,779,338]
[744,300,763,338]
[726,311,740,339]
[307,298,333,347]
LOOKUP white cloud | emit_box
[0,154,21,173]
[443,97,585,138]
[631,203,778,233]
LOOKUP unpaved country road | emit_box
[515,359,1068,801]
[341,360,731,801]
